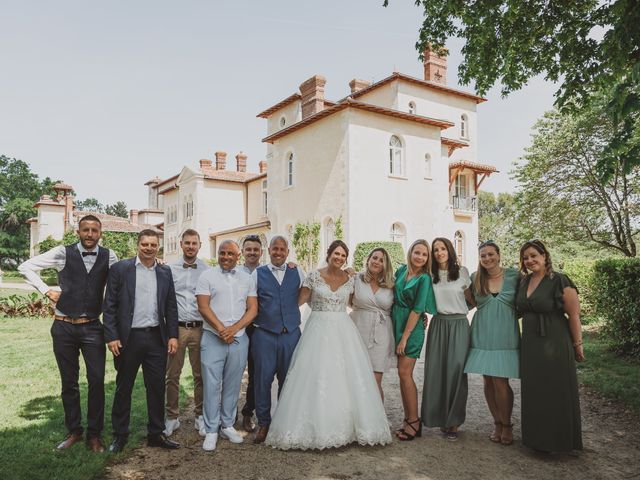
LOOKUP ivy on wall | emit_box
[292,221,321,272]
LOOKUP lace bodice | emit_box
[303,270,354,312]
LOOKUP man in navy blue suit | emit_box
[103,229,180,453]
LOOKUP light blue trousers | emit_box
[200,330,249,433]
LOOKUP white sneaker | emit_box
[194,415,204,432]
[202,433,218,451]
[220,426,244,444]
[164,418,180,436]
[199,425,206,437]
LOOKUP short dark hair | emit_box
[243,234,262,247]
[137,229,159,244]
[78,214,102,228]
[326,240,349,262]
[181,229,200,241]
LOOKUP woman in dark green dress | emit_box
[516,240,585,452]
[392,239,436,441]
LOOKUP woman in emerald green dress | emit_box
[392,239,436,441]
[464,241,520,445]
[516,240,584,453]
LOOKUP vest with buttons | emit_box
[254,265,301,334]
[56,245,110,318]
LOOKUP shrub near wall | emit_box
[561,259,596,318]
[353,242,405,272]
[592,258,640,358]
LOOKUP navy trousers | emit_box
[251,326,301,427]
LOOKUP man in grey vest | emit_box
[251,236,305,443]
[18,215,118,452]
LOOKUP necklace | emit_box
[488,268,503,278]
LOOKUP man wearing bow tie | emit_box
[251,235,305,444]
[164,229,210,437]
[195,240,257,451]
[18,215,118,452]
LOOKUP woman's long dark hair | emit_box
[431,237,460,284]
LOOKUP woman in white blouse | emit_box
[421,237,473,441]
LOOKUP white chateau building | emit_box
[158,49,497,269]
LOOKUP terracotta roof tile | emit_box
[448,160,497,173]
[209,220,271,238]
[73,211,160,233]
[257,93,301,118]
[200,168,265,183]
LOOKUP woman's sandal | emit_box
[395,418,408,437]
[500,423,514,446]
[397,418,422,441]
[489,421,502,443]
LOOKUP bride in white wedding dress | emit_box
[265,241,392,450]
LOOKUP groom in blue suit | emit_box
[252,236,305,443]
[103,229,180,452]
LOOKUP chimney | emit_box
[199,159,213,171]
[236,152,247,172]
[64,195,74,230]
[423,45,448,85]
[299,75,326,120]
[349,78,371,94]
[259,160,268,174]
[215,151,227,170]
[129,209,139,225]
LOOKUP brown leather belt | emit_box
[54,315,97,325]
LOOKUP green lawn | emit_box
[577,325,640,413]
[0,316,194,480]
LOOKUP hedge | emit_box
[561,259,596,318]
[592,258,640,358]
[353,241,405,272]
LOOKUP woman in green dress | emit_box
[422,237,473,441]
[516,240,584,453]
[464,241,520,445]
[392,239,436,441]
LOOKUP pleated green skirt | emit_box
[421,313,470,428]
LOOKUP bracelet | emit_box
[573,341,583,348]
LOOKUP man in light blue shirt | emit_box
[196,240,257,451]
[165,229,210,436]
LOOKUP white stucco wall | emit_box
[36,204,65,247]
[246,176,267,224]
[355,82,399,110]
[266,101,302,136]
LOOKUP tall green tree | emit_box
[0,155,58,265]
[386,0,640,177]
[513,104,639,257]
[105,201,129,218]
[74,197,104,213]
[477,191,521,267]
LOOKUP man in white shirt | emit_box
[18,214,118,452]
[196,240,258,451]
[164,229,210,436]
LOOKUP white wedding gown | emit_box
[265,270,392,450]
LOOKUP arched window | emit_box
[408,101,416,114]
[390,222,406,248]
[424,153,432,178]
[186,194,193,219]
[460,114,469,139]
[286,152,294,187]
[454,230,464,265]
[389,136,404,176]
[261,179,268,215]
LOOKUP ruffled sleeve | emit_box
[302,270,317,289]
[460,266,471,289]
[553,272,578,310]
[412,274,437,315]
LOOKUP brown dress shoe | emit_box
[253,426,269,444]
[86,436,105,453]
[242,415,256,433]
[56,432,83,450]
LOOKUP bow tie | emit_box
[82,251,97,257]
[271,265,286,272]
[221,269,236,275]
[183,263,197,269]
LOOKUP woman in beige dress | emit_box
[350,248,396,401]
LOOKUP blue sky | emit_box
[0,0,557,209]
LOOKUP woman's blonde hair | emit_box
[363,247,395,288]
[473,240,500,296]
[406,239,432,276]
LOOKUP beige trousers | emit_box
[165,325,203,419]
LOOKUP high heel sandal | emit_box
[397,418,422,441]
[500,423,514,446]
[489,421,502,443]
[395,418,408,437]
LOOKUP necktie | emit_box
[271,265,286,272]
[221,269,236,275]
[183,263,197,269]
[82,251,97,257]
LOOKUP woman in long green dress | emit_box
[422,237,473,441]
[516,240,584,452]
[464,241,520,445]
[392,239,436,441]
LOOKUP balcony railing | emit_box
[451,195,477,211]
